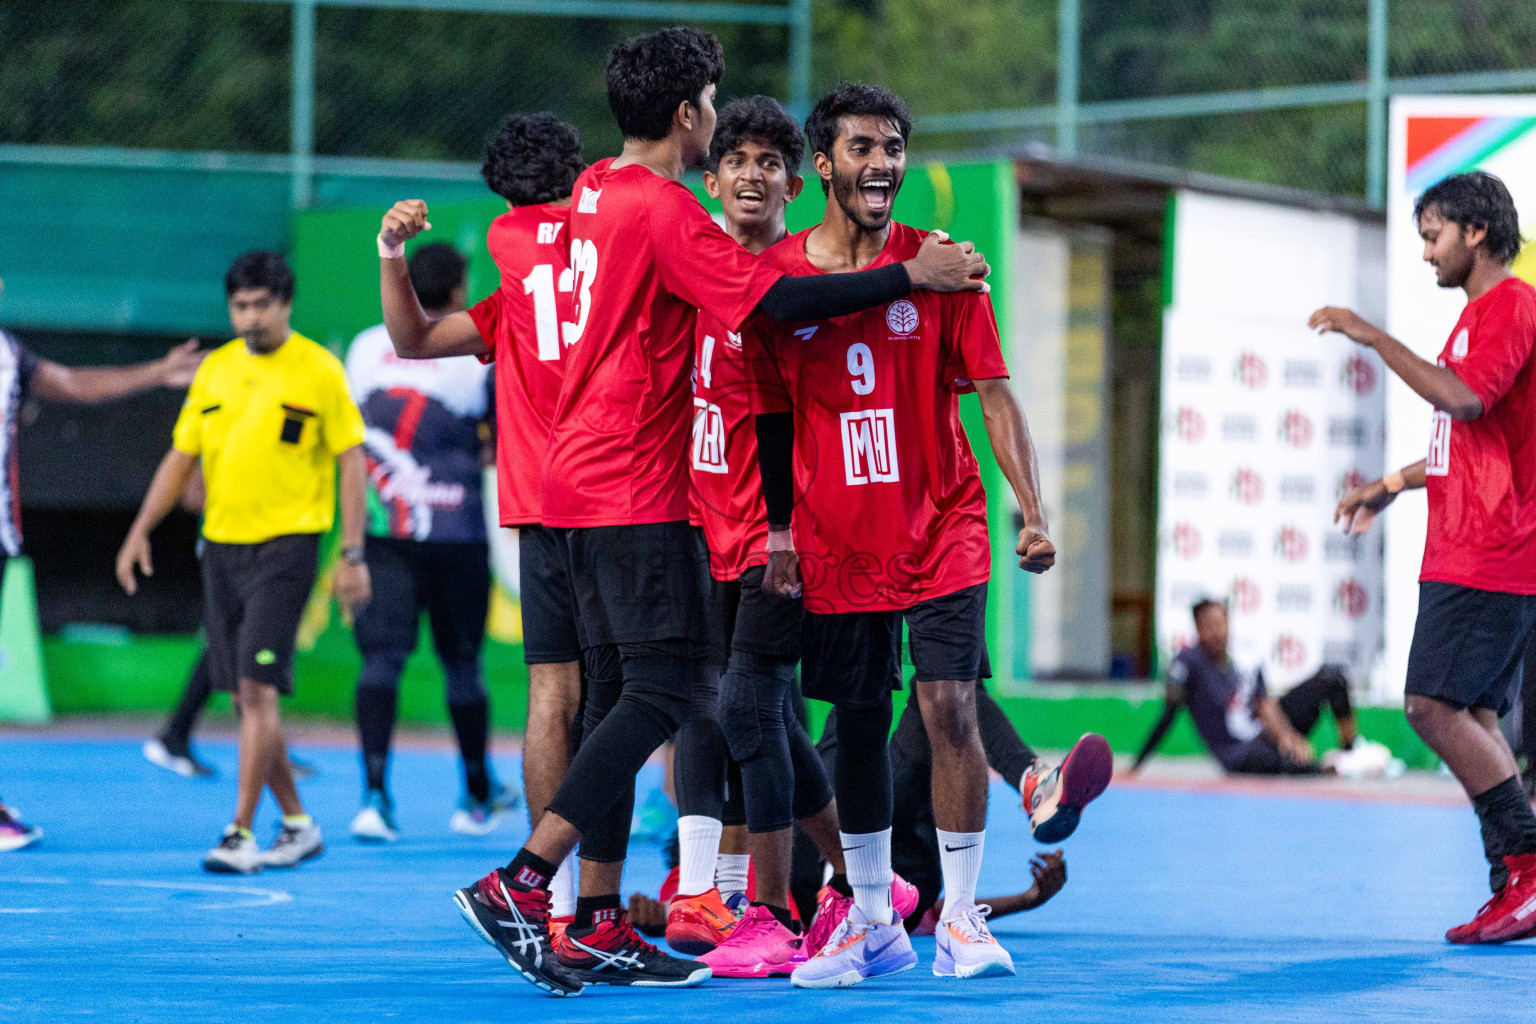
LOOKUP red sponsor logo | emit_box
[1279,410,1314,448]
[1334,579,1369,619]
[1172,523,1202,559]
[1342,355,1377,396]
[1275,525,1309,562]
[1234,352,1268,389]
[1337,469,1368,499]
[1272,634,1308,671]
[1231,467,1264,505]
[1230,577,1261,614]
[514,866,545,889]
[1174,406,1206,443]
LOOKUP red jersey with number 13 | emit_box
[466,202,573,526]
[541,159,782,528]
[750,222,1009,614]
[1422,276,1536,594]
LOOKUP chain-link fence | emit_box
[3,0,1536,204]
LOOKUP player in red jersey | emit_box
[746,84,1075,987]
[1321,170,1536,945]
[374,114,588,935]
[462,29,990,997]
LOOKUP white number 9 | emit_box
[847,342,875,395]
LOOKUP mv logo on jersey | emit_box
[840,408,900,485]
[1427,409,1452,476]
[886,299,919,336]
[692,397,728,474]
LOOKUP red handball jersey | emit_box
[466,202,574,526]
[541,159,783,528]
[750,222,1009,613]
[1421,276,1536,594]
[691,309,772,581]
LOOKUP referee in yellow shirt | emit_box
[116,251,371,874]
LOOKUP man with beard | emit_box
[1323,171,1536,945]
[747,83,1104,987]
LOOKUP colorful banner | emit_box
[1383,97,1536,702]
[1157,191,1386,693]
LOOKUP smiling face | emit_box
[705,137,802,235]
[817,113,906,232]
[1418,206,1480,289]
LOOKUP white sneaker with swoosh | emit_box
[933,899,1015,978]
[790,904,917,989]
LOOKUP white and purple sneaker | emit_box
[0,801,41,852]
[933,900,1015,978]
[790,904,917,989]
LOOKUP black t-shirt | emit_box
[1168,646,1267,770]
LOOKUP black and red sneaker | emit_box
[555,910,712,987]
[453,868,583,997]
[1446,853,1536,945]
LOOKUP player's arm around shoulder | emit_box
[973,377,1055,573]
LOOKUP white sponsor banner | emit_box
[1383,96,1536,704]
[1157,191,1386,693]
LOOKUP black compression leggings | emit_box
[722,654,834,833]
[829,699,894,835]
[674,661,746,826]
[547,642,694,863]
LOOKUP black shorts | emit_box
[556,521,704,649]
[518,524,581,664]
[202,534,320,695]
[801,583,988,710]
[695,529,802,667]
[1405,581,1536,717]
[353,537,489,664]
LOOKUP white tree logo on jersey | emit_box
[886,299,919,335]
[692,397,728,474]
[1451,327,1469,361]
[840,409,900,485]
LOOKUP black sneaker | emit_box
[556,911,712,987]
[454,869,583,997]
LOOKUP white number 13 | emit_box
[847,342,875,395]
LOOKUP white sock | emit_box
[550,849,578,919]
[677,815,723,897]
[715,853,751,904]
[841,829,893,925]
[936,828,985,919]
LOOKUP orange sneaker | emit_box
[665,887,739,955]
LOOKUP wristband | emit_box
[766,530,794,553]
[1383,470,1405,494]
[342,545,365,565]
[378,233,404,259]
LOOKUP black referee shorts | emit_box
[801,583,988,709]
[1406,581,1536,717]
[201,533,320,696]
[518,524,582,665]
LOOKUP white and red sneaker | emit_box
[1024,733,1113,843]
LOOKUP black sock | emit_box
[573,893,623,929]
[504,848,559,892]
[162,653,214,751]
[827,873,853,898]
[1471,775,1536,891]
[753,900,798,932]
[356,686,398,793]
[449,696,491,803]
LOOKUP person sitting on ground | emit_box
[1131,598,1361,776]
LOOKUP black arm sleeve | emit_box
[756,412,794,529]
[975,682,1037,790]
[756,263,911,323]
[1132,702,1182,772]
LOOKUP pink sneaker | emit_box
[805,873,920,956]
[697,905,804,978]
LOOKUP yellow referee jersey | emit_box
[173,332,365,544]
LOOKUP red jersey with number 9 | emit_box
[749,222,1010,613]
[541,158,782,528]
[1422,276,1536,593]
[466,201,573,526]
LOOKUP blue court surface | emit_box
[1,734,1531,1023]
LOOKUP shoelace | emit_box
[808,891,851,949]
[944,903,996,943]
[219,831,246,850]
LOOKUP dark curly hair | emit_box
[481,113,585,206]
[606,27,724,142]
[804,83,912,194]
[1414,170,1523,264]
[225,250,294,302]
[706,95,804,175]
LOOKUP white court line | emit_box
[0,877,292,913]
